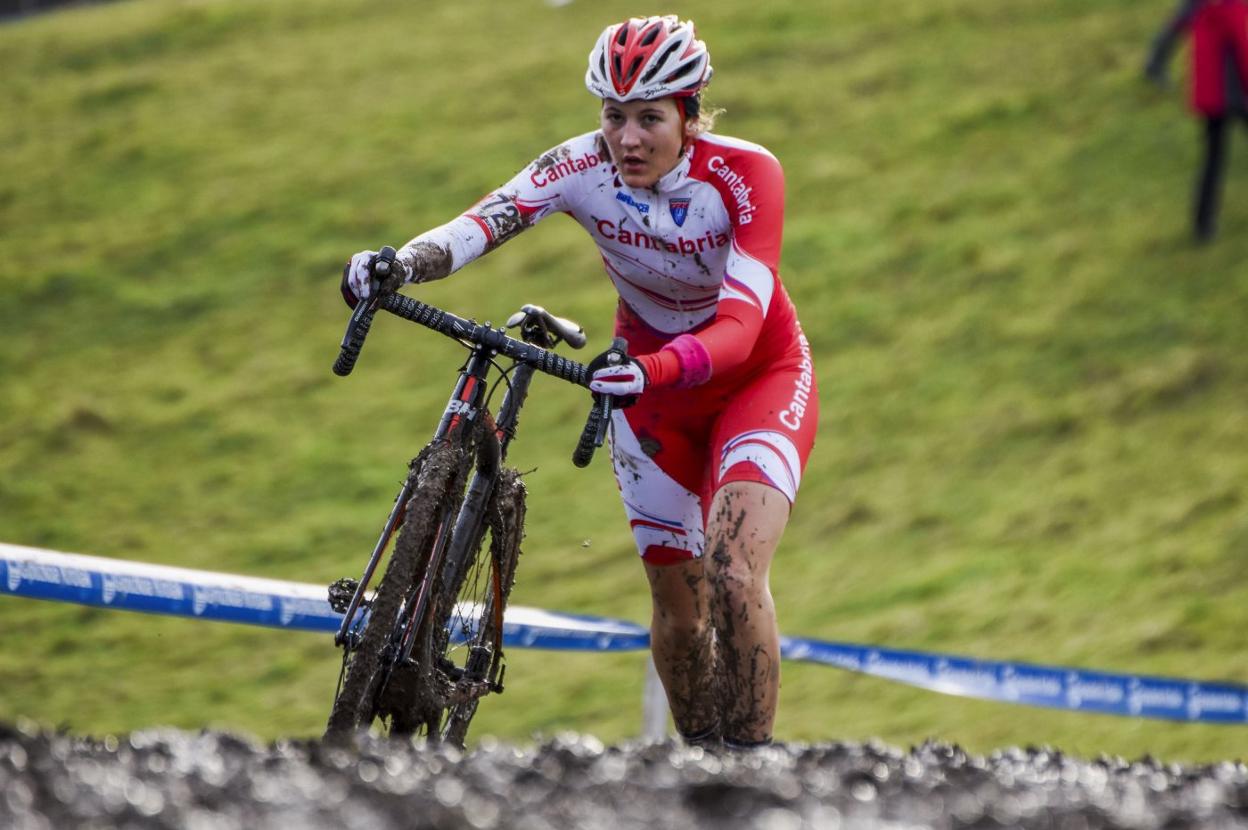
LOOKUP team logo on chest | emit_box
[669,197,690,227]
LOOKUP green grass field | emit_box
[2,0,1247,762]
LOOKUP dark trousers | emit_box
[1196,112,1248,239]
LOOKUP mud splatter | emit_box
[703,493,780,744]
[532,144,574,174]
[647,567,718,739]
[638,436,662,458]
[404,241,454,284]
[693,252,712,278]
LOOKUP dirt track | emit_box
[2,721,1246,829]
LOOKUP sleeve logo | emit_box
[707,155,758,224]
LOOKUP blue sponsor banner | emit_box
[779,637,1248,724]
[3,543,1246,723]
[0,544,649,653]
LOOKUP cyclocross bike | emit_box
[323,246,620,747]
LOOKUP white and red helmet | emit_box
[585,15,712,101]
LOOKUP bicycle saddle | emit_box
[505,304,587,350]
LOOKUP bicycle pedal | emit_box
[327,577,361,614]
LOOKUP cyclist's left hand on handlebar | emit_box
[341,249,411,308]
[587,346,647,405]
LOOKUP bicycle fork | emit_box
[334,347,494,649]
[335,344,536,677]
[397,359,537,672]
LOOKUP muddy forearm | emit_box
[395,215,486,284]
[395,190,540,284]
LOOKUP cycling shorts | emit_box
[608,307,818,566]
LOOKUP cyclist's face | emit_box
[600,98,689,189]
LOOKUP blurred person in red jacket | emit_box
[1145,0,1248,241]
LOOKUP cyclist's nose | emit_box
[619,119,644,150]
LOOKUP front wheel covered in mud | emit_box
[325,418,525,748]
[324,435,472,738]
[383,463,525,748]
[437,467,525,747]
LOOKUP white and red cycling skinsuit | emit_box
[396,130,818,565]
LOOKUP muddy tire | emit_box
[385,424,525,749]
[324,436,473,739]
[439,467,525,748]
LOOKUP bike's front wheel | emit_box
[324,434,473,738]
[436,466,526,747]
[382,425,525,748]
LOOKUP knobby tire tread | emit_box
[392,418,525,748]
[440,467,526,747]
[324,436,470,738]
[399,418,497,739]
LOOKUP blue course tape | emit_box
[3,543,1245,723]
[780,638,1248,724]
[0,543,649,653]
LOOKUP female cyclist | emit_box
[343,15,818,749]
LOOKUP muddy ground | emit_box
[2,721,1246,829]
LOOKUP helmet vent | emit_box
[641,39,684,84]
[665,56,701,84]
[639,25,661,47]
[615,26,629,47]
[625,56,643,85]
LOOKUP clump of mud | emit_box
[2,720,1246,829]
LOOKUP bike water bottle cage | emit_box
[505,304,587,350]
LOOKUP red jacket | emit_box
[1189,0,1248,114]
[1150,0,1248,115]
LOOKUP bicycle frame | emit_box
[325,251,621,740]
[333,346,537,651]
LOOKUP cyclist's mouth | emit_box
[621,155,647,175]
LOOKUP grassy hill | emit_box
[2,0,1247,762]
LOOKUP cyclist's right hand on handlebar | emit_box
[340,248,411,308]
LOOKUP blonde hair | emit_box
[684,94,723,136]
[689,106,723,136]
